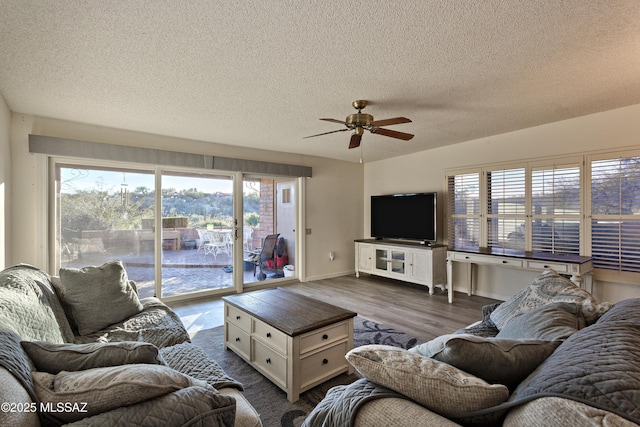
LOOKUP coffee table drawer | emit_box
[300,341,349,389]
[300,321,349,353]
[253,339,287,387]
[253,318,288,354]
[226,304,251,331]
[226,322,250,360]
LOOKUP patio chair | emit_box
[243,226,254,251]
[203,230,229,259]
[256,234,286,281]
[195,228,208,253]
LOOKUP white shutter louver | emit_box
[591,156,640,272]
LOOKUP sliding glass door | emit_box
[159,172,235,297]
[56,163,298,300]
[57,165,158,298]
[243,177,297,287]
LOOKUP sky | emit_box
[60,167,257,195]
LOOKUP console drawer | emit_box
[225,304,251,332]
[452,252,523,267]
[253,339,287,387]
[226,322,250,360]
[300,341,349,389]
[526,260,569,273]
[253,318,288,354]
[300,321,349,354]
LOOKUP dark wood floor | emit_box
[171,274,502,341]
[281,275,501,342]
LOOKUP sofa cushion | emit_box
[32,363,208,423]
[57,260,143,336]
[0,264,74,343]
[346,345,509,416]
[409,334,558,390]
[21,341,164,374]
[490,269,610,329]
[495,302,585,341]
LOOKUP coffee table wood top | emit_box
[222,288,357,336]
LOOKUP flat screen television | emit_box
[371,192,437,243]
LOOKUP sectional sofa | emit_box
[0,261,262,427]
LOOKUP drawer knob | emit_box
[235,337,240,342]
[236,315,241,320]
[502,260,507,264]
[322,358,328,365]
[465,256,470,259]
[543,265,549,269]
[266,358,271,364]
[266,332,272,338]
[322,334,329,340]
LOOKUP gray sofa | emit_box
[0,262,262,427]
[305,270,640,427]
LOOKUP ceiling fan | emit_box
[304,100,414,149]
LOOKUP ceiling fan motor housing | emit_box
[346,113,374,128]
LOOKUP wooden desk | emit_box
[447,247,593,303]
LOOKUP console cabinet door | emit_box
[409,250,432,283]
[357,243,373,272]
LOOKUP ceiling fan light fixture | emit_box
[304,100,414,150]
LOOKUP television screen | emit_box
[371,193,436,242]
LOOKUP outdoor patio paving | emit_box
[62,245,281,299]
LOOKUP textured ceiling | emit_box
[1,1,640,163]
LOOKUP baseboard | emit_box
[305,270,355,282]
[459,287,507,301]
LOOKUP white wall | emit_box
[9,115,364,280]
[365,103,640,303]
[0,95,10,270]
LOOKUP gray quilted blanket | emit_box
[160,342,243,391]
[302,378,403,427]
[505,320,640,424]
[73,298,191,348]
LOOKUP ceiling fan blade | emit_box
[348,133,362,149]
[320,118,347,125]
[372,127,414,141]
[369,117,412,127]
[303,128,350,139]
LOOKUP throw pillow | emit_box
[490,269,610,329]
[495,302,585,341]
[21,341,164,374]
[346,345,509,416]
[596,298,640,324]
[57,260,143,336]
[32,364,209,423]
[409,334,558,390]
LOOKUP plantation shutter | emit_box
[590,155,640,272]
[486,167,526,250]
[531,164,581,255]
[447,171,480,249]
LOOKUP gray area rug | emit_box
[191,316,419,427]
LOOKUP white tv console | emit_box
[354,239,447,297]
